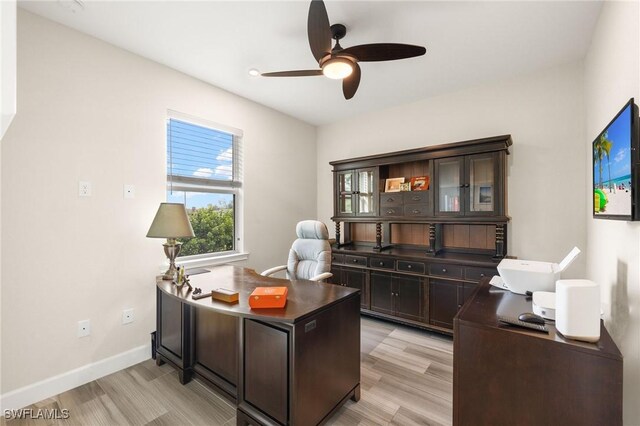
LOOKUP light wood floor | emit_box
[5,317,453,426]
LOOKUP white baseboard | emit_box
[0,344,151,411]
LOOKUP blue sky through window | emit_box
[167,119,234,181]
[167,191,232,209]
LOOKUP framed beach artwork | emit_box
[385,177,405,192]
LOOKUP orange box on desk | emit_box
[249,286,288,309]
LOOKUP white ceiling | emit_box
[19,1,602,125]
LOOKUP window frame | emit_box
[166,110,248,267]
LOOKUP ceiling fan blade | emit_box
[261,70,324,77]
[343,63,361,100]
[341,43,426,62]
[308,0,332,62]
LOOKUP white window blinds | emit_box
[167,117,243,190]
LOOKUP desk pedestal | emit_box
[156,288,360,426]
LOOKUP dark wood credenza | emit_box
[454,280,623,425]
[329,135,511,334]
[155,265,361,426]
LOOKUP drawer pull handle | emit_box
[412,209,420,214]
[458,304,462,309]
[442,268,447,273]
[407,265,412,269]
[480,273,485,277]
[379,262,384,266]
[387,210,394,214]
[412,196,421,201]
[386,198,394,202]
[353,259,358,263]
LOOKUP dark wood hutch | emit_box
[328,135,512,334]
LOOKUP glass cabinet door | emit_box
[337,171,355,215]
[357,168,376,215]
[436,158,463,214]
[467,154,496,214]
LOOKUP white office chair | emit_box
[261,220,333,282]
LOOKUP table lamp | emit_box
[147,202,195,280]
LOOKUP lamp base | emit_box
[162,241,182,281]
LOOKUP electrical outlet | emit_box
[78,181,92,197]
[122,308,134,324]
[77,319,91,337]
[123,184,135,199]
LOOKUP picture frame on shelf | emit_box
[479,186,492,204]
[410,176,430,191]
[385,177,405,192]
[399,182,411,191]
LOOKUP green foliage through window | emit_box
[178,201,234,257]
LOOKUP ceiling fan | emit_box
[261,0,427,100]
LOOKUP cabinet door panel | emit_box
[395,274,424,322]
[370,272,394,315]
[429,279,460,329]
[336,171,355,216]
[466,153,500,215]
[343,267,368,309]
[356,168,377,216]
[435,157,465,216]
[327,266,343,286]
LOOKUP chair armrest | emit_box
[310,272,333,282]
[261,265,287,277]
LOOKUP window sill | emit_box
[176,252,250,269]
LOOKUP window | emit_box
[166,111,243,261]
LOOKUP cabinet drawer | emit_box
[345,255,368,267]
[397,261,425,274]
[380,193,403,207]
[403,191,429,204]
[381,206,402,216]
[331,253,345,264]
[370,257,395,270]
[465,267,496,282]
[429,263,464,279]
[403,205,430,217]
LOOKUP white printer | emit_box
[492,247,581,295]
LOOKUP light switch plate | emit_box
[78,319,91,337]
[79,181,92,197]
[123,184,135,199]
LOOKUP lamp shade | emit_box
[146,203,195,239]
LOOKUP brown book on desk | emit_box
[211,288,239,303]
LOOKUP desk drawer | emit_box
[465,267,496,282]
[403,205,430,217]
[345,255,368,267]
[370,257,395,270]
[380,193,403,207]
[403,192,429,204]
[429,263,464,279]
[397,261,425,274]
[381,206,402,216]
[331,253,345,264]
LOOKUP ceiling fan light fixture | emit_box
[322,57,353,80]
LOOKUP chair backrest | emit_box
[286,220,331,281]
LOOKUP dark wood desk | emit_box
[453,280,622,426]
[155,265,361,426]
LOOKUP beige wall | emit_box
[584,1,640,423]
[0,10,316,393]
[317,61,587,274]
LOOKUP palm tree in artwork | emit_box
[600,132,614,192]
[594,136,605,189]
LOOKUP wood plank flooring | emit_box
[5,317,453,426]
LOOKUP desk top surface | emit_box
[156,265,359,324]
[456,279,622,360]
